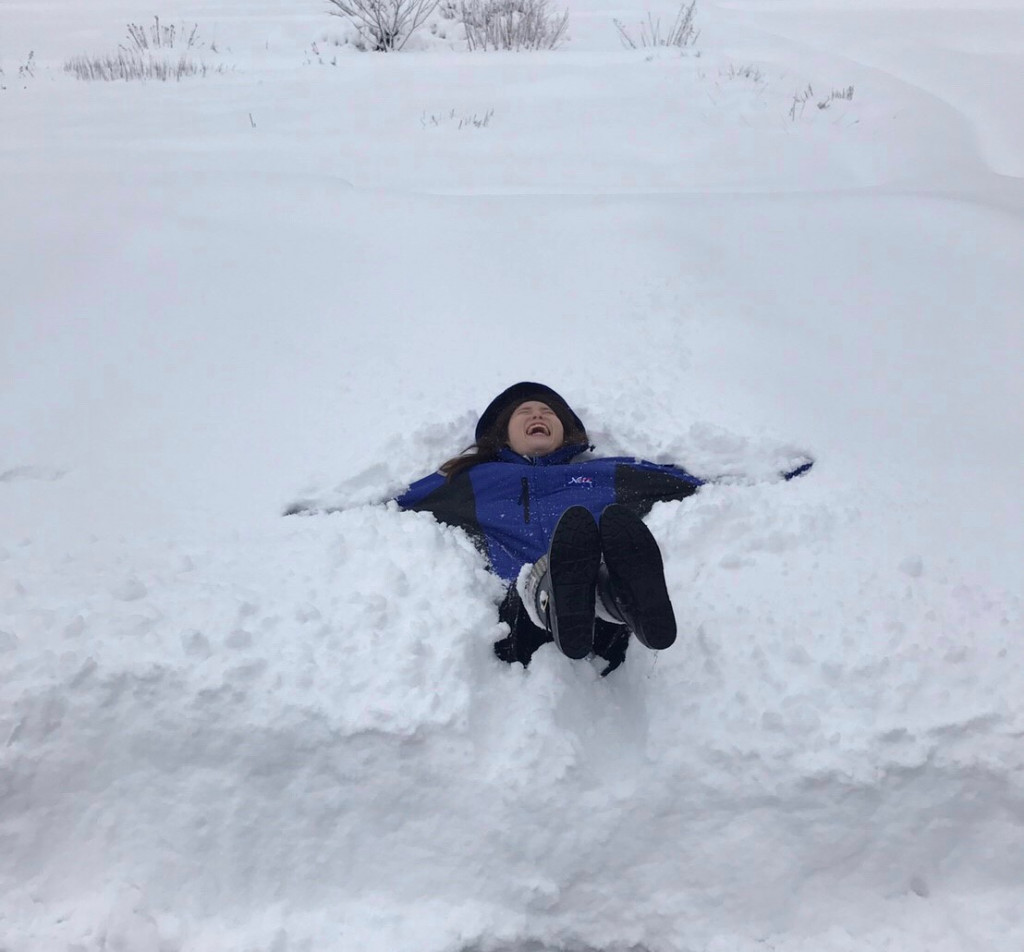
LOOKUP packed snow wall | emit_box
[2,467,1022,952]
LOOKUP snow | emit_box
[1,0,1023,949]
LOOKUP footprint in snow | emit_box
[0,465,68,483]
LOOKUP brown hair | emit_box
[439,395,587,480]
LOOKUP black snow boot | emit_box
[597,504,677,651]
[522,506,602,660]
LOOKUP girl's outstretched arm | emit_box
[282,466,448,517]
[393,471,447,510]
[783,459,814,480]
[608,454,814,516]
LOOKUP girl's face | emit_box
[506,401,565,457]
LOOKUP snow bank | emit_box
[2,456,1021,950]
[2,0,1023,949]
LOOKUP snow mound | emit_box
[2,473,1022,951]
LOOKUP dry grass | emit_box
[614,0,698,49]
[64,17,219,82]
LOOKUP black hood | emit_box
[475,382,586,443]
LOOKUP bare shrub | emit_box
[326,0,440,51]
[614,0,698,49]
[459,0,569,51]
[64,18,219,82]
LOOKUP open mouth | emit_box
[527,423,549,436]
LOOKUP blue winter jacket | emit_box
[395,443,707,583]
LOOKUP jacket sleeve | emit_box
[283,467,445,517]
[613,460,705,516]
[611,453,814,517]
[394,471,447,509]
[393,470,487,556]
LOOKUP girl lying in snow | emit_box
[396,382,812,675]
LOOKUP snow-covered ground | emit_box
[1,0,1022,949]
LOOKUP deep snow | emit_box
[1,0,1023,950]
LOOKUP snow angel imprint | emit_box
[396,381,812,675]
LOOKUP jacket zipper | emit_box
[518,477,531,524]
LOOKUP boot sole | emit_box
[599,505,676,650]
[548,506,601,660]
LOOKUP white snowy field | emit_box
[1,0,1023,950]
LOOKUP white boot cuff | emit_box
[516,562,548,630]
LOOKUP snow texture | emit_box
[1,0,1023,950]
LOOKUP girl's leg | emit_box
[495,585,553,666]
[598,504,677,650]
[521,506,601,660]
